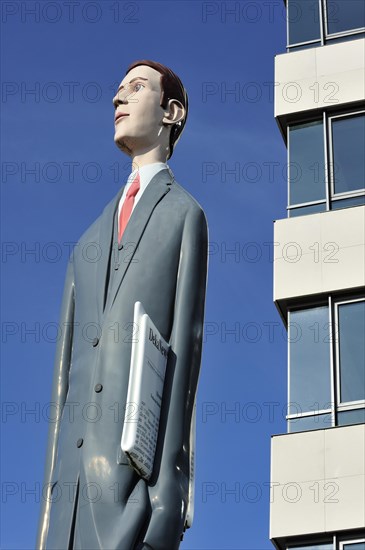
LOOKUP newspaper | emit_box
[121,302,169,480]
[185,398,196,529]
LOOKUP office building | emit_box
[270,1,365,549]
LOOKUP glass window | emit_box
[289,307,331,414]
[331,114,365,195]
[326,0,365,35]
[338,301,365,403]
[332,196,365,210]
[338,409,365,426]
[287,298,365,433]
[343,543,365,550]
[289,121,325,206]
[287,0,321,45]
[289,203,326,217]
[287,112,365,217]
[288,544,333,550]
[289,413,332,432]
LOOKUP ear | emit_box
[162,99,185,127]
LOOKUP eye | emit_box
[132,82,144,93]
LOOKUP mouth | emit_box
[115,113,129,123]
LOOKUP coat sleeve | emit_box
[36,258,75,550]
[143,205,208,550]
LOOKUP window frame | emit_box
[285,536,365,550]
[335,297,365,413]
[324,1,365,41]
[328,111,365,201]
[287,0,365,50]
[286,295,365,432]
[287,109,365,217]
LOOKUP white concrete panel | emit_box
[322,244,365,292]
[271,429,325,483]
[270,424,365,540]
[324,474,365,532]
[273,215,321,261]
[274,206,365,304]
[270,480,326,538]
[275,39,365,119]
[274,254,323,299]
[325,424,365,478]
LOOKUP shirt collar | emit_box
[125,162,168,195]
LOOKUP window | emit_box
[287,0,365,50]
[287,297,365,433]
[287,537,365,550]
[287,111,365,217]
[342,543,365,550]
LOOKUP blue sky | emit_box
[1,1,288,548]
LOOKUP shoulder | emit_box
[168,181,207,227]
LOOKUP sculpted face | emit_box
[113,65,168,156]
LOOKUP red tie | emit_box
[118,172,140,243]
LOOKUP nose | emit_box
[113,88,128,108]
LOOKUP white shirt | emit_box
[117,162,168,222]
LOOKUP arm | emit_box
[36,259,75,549]
[143,206,208,549]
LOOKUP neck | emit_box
[130,144,169,169]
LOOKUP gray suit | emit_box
[37,168,208,550]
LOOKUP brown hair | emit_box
[126,59,188,159]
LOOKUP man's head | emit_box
[113,60,188,160]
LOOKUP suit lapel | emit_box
[108,168,173,310]
[96,185,125,319]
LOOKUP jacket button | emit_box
[94,383,103,393]
[114,263,119,271]
[76,438,83,448]
[92,337,99,347]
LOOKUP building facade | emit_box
[270,1,365,549]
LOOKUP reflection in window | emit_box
[289,413,332,433]
[289,307,331,415]
[338,409,365,426]
[289,121,325,206]
[343,543,365,550]
[287,0,321,45]
[288,543,333,550]
[326,0,365,35]
[287,0,365,48]
[287,298,365,433]
[338,301,365,403]
[287,112,365,217]
[332,114,365,195]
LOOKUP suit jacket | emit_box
[37,168,208,550]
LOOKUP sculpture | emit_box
[37,60,208,550]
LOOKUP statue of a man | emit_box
[37,60,208,550]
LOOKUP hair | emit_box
[126,59,188,159]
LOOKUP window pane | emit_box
[289,413,333,432]
[327,0,365,34]
[289,203,326,217]
[338,301,365,403]
[288,543,333,550]
[343,543,365,550]
[289,307,331,414]
[289,121,325,206]
[288,0,321,45]
[332,195,365,210]
[332,114,365,195]
[338,409,365,426]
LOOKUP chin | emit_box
[114,137,132,156]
